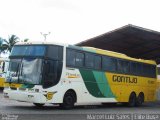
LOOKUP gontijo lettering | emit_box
[113,75,137,83]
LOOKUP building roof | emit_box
[76,24,160,64]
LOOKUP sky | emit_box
[0,0,160,44]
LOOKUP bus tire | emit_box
[128,92,136,107]
[136,92,144,106]
[60,91,76,109]
[33,103,45,107]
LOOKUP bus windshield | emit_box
[6,58,43,84]
[6,44,63,87]
[10,45,46,57]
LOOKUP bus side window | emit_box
[143,64,150,77]
[150,65,156,78]
[117,60,123,73]
[75,52,84,67]
[102,56,116,72]
[85,53,94,68]
[137,63,143,76]
[66,49,76,67]
[94,55,101,70]
[123,61,130,74]
[130,62,137,75]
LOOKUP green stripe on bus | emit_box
[102,73,115,98]
[79,69,104,97]
[92,71,105,96]
[92,71,115,98]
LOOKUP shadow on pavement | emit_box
[6,102,154,111]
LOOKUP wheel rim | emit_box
[138,95,143,105]
[129,94,136,106]
[65,96,73,105]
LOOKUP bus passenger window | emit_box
[117,60,123,73]
[85,53,94,68]
[66,49,76,66]
[75,52,84,67]
[136,63,143,76]
[94,55,101,70]
[150,65,156,78]
[130,62,137,75]
[102,56,116,72]
[123,61,130,73]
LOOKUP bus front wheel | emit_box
[60,91,76,109]
[33,103,45,107]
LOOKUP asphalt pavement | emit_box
[0,90,160,120]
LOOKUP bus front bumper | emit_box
[3,89,47,104]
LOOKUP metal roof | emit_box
[76,24,160,64]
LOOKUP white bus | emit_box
[3,42,157,109]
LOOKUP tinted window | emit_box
[117,60,122,73]
[137,63,143,75]
[85,53,94,68]
[117,60,130,73]
[123,61,130,73]
[143,64,150,77]
[43,60,62,88]
[46,46,63,60]
[94,55,101,70]
[130,62,137,75]
[75,52,84,67]
[150,65,156,78]
[102,56,116,71]
[11,45,46,56]
[66,49,76,66]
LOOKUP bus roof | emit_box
[15,41,67,46]
[82,46,156,65]
[14,42,156,65]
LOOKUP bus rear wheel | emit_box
[33,103,45,107]
[60,91,76,109]
[128,92,136,107]
[136,93,144,106]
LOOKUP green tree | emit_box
[23,38,29,42]
[0,37,6,53]
[2,35,19,52]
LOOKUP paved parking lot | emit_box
[0,90,160,120]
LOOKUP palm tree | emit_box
[0,37,4,51]
[0,38,5,56]
[2,35,19,52]
[23,38,29,42]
